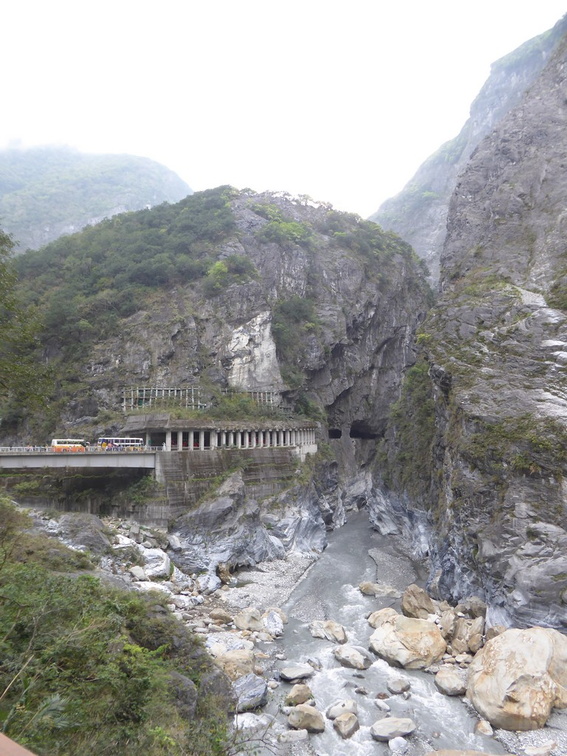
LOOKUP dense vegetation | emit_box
[0,498,233,755]
[380,359,436,499]
[5,186,430,440]
[0,229,51,419]
[15,186,240,355]
[0,146,191,252]
[271,296,320,388]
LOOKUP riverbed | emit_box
[224,510,565,755]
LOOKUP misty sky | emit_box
[3,1,566,217]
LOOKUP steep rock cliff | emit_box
[33,191,430,453]
[381,32,567,630]
[371,15,567,283]
[6,189,432,568]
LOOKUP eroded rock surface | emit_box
[467,627,567,730]
[368,608,446,669]
[378,27,567,631]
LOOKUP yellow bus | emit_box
[51,439,88,452]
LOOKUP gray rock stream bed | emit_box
[230,510,566,755]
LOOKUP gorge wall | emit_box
[7,19,567,638]
[7,189,432,567]
[378,30,567,631]
[371,15,567,283]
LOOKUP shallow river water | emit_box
[254,509,510,755]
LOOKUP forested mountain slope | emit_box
[0,146,191,252]
[8,187,431,451]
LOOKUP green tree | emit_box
[0,229,51,410]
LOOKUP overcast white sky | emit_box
[2,2,566,217]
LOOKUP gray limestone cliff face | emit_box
[81,193,430,457]
[45,191,431,551]
[385,33,567,630]
[370,15,567,283]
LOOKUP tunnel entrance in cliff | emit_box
[349,421,378,440]
[329,429,342,439]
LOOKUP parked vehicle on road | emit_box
[51,439,88,452]
[96,437,144,451]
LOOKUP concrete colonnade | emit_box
[161,426,316,451]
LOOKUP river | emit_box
[249,509,510,755]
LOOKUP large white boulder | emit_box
[368,608,446,669]
[333,711,359,739]
[309,619,347,644]
[435,666,468,696]
[326,699,358,719]
[262,608,285,637]
[333,644,373,670]
[280,664,315,682]
[138,547,171,579]
[401,583,438,619]
[234,607,263,632]
[214,649,256,681]
[370,716,416,741]
[287,704,325,732]
[467,626,567,730]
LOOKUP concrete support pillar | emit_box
[199,430,205,451]
[210,431,217,449]
[188,430,194,450]
[177,431,183,450]
[165,431,172,451]
[250,431,256,448]
[221,431,227,448]
[229,431,234,447]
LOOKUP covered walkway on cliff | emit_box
[120,414,318,455]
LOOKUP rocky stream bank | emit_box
[27,507,567,756]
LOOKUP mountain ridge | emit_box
[0,145,192,252]
[370,14,567,282]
